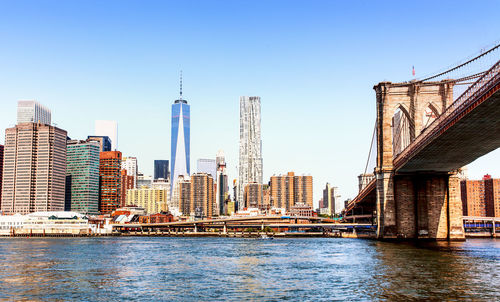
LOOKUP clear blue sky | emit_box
[1,0,499,207]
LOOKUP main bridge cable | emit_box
[420,42,500,82]
[392,41,500,88]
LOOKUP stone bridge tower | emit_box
[373,81,465,240]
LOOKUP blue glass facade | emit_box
[171,100,190,180]
[154,160,169,180]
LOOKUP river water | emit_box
[0,237,498,301]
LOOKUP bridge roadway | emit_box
[395,60,500,172]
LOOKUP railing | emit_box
[393,59,500,169]
[346,178,376,212]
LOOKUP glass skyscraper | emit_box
[171,91,190,189]
[17,100,51,125]
[154,160,170,180]
[65,140,100,215]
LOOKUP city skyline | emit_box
[0,1,499,206]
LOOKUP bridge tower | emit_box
[373,81,465,240]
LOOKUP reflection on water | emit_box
[0,238,498,301]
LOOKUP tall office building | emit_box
[99,151,122,214]
[95,120,118,151]
[270,172,313,211]
[238,96,263,210]
[175,175,191,216]
[0,145,4,204]
[323,183,340,216]
[171,77,190,192]
[17,100,51,125]
[122,157,138,188]
[154,160,170,180]
[65,140,100,215]
[197,159,216,180]
[1,123,67,214]
[216,150,229,216]
[87,135,112,152]
[191,173,215,218]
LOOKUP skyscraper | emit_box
[1,123,67,214]
[95,120,118,151]
[17,100,51,125]
[99,151,122,214]
[216,150,229,216]
[238,96,263,210]
[154,160,170,180]
[171,76,190,191]
[191,173,215,218]
[197,158,216,180]
[65,140,100,215]
[323,183,339,216]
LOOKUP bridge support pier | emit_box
[377,172,465,240]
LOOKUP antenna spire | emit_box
[179,70,183,100]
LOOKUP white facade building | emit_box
[238,96,263,210]
[95,120,118,151]
[0,212,90,236]
[122,156,138,188]
[17,100,51,125]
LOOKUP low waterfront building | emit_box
[0,211,91,236]
[126,187,168,215]
[290,202,313,217]
[138,212,174,223]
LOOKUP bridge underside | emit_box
[397,88,500,173]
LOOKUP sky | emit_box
[0,0,499,208]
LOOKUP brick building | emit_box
[99,151,122,214]
[121,170,135,207]
[461,174,500,217]
[244,182,262,208]
[0,145,3,205]
[270,172,313,211]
